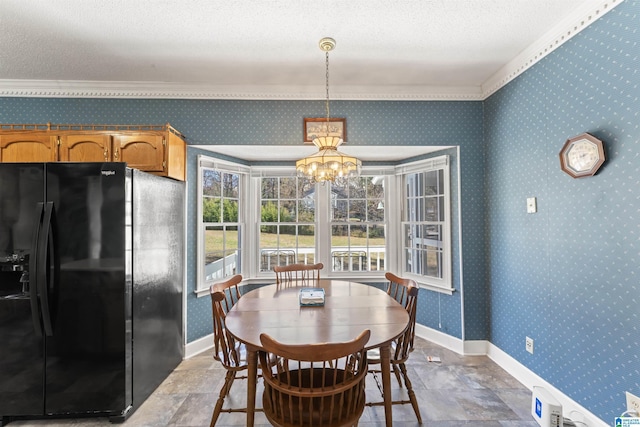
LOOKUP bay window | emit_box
[197,153,453,294]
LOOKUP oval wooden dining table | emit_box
[224,279,410,427]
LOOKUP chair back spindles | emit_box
[273,262,323,286]
[259,329,370,427]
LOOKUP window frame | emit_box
[396,155,453,293]
[257,174,318,272]
[328,176,387,274]
[196,155,454,295]
[196,156,249,293]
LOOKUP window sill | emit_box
[194,273,389,298]
[416,282,456,295]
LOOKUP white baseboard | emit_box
[486,343,607,427]
[413,326,607,427]
[185,333,214,359]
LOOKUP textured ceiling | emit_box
[0,0,617,100]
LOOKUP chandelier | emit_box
[296,37,361,183]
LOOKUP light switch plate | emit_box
[527,197,537,213]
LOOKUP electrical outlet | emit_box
[627,391,640,415]
[526,336,534,354]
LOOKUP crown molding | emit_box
[0,80,483,101]
[0,0,620,102]
[481,0,619,99]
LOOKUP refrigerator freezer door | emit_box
[0,163,46,417]
[43,163,131,416]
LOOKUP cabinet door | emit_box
[0,133,58,162]
[114,134,164,173]
[59,134,112,162]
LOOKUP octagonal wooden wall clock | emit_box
[559,133,606,178]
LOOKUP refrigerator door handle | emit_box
[29,202,45,337]
[38,201,57,337]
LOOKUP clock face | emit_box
[566,139,599,172]
[559,133,605,178]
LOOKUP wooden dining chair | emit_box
[273,262,323,286]
[209,274,252,426]
[258,329,371,427]
[366,272,422,423]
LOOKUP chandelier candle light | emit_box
[296,37,361,183]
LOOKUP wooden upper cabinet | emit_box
[114,133,165,173]
[0,123,186,181]
[59,134,112,162]
[0,133,58,162]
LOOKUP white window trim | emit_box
[195,155,250,295]
[248,166,395,282]
[395,155,454,294]
[195,155,454,296]
[394,155,455,295]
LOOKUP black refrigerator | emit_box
[0,163,184,424]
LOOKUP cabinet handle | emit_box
[114,147,119,160]
[103,148,109,161]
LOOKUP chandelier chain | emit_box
[325,50,331,124]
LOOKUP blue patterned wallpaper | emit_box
[0,98,485,344]
[4,2,637,421]
[484,0,639,422]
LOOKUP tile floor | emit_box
[7,336,538,426]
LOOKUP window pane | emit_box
[350,177,367,198]
[425,225,442,243]
[298,200,315,222]
[223,173,239,198]
[331,176,386,272]
[279,177,297,198]
[202,169,221,197]
[367,200,384,221]
[261,201,278,225]
[332,224,349,240]
[298,178,315,198]
[203,226,240,282]
[425,197,438,221]
[261,177,278,199]
[203,197,220,222]
[332,199,348,221]
[280,200,296,222]
[426,249,442,278]
[259,176,316,271]
[223,199,239,222]
[368,225,385,271]
[349,200,366,222]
